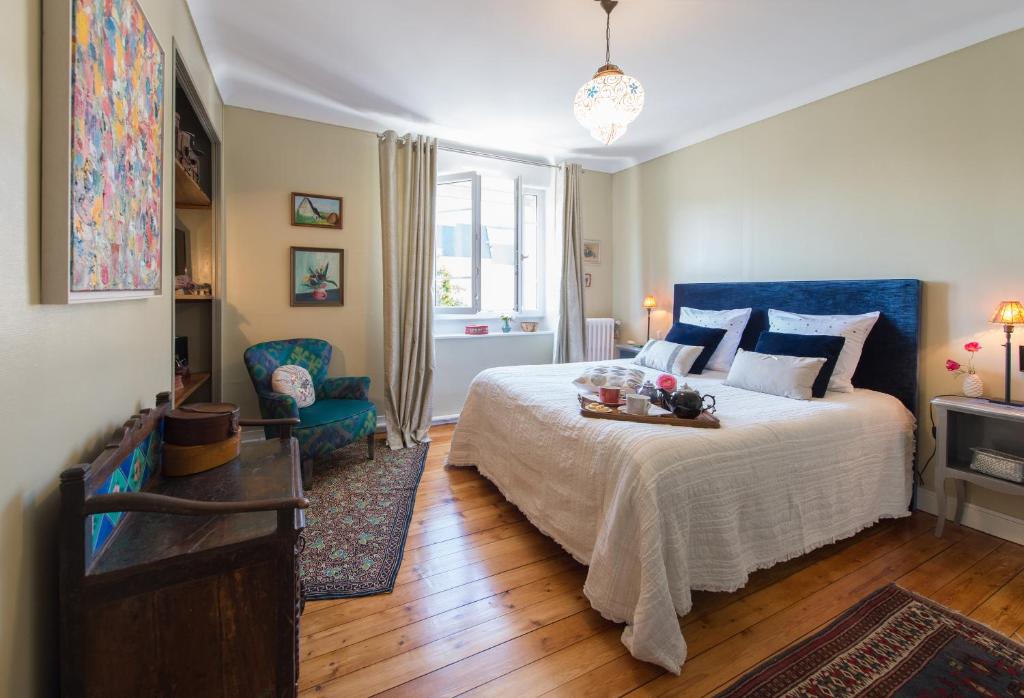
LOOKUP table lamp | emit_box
[642,294,657,341]
[990,300,1024,405]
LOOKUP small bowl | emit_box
[519,321,538,332]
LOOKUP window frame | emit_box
[519,186,546,316]
[434,171,545,317]
[434,172,480,315]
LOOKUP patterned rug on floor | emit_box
[717,583,1024,697]
[299,440,428,600]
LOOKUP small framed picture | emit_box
[584,272,592,288]
[291,192,343,229]
[582,240,601,264]
[291,247,343,306]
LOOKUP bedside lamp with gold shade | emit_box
[642,294,657,341]
[990,300,1024,405]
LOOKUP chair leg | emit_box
[367,433,376,461]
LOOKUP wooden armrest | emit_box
[239,417,300,439]
[83,491,309,517]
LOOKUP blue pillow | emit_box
[664,323,728,374]
[754,331,847,398]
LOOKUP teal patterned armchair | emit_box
[243,338,376,487]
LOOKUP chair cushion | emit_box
[272,365,316,408]
[298,399,375,429]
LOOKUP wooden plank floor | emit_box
[300,424,1024,697]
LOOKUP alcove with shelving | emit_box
[173,55,220,406]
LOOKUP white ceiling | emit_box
[186,0,1024,173]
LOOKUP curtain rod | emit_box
[379,132,561,169]
[437,144,561,170]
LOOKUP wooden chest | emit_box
[59,393,306,697]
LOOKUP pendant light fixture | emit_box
[573,0,645,145]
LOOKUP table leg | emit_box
[954,479,966,525]
[935,477,947,537]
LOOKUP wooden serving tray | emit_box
[578,396,720,429]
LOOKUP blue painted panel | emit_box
[88,425,162,555]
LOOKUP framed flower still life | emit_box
[291,247,343,307]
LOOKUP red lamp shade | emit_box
[642,295,657,310]
[990,300,1024,326]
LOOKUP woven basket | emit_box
[970,447,1024,483]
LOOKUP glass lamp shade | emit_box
[990,300,1024,326]
[574,66,645,145]
[642,294,657,309]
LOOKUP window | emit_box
[434,172,544,315]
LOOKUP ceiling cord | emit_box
[599,0,618,65]
[606,10,612,64]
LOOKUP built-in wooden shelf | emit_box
[175,294,215,302]
[174,371,210,405]
[174,160,211,209]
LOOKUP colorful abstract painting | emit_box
[70,0,164,292]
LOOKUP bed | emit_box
[446,279,921,673]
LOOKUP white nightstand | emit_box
[931,395,1024,537]
[616,343,641,359]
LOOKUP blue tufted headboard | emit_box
[673,279,922,413]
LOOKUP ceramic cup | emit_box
[625,393,651,416]
[598,386,622,404]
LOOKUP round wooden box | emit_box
[163,403,241,476]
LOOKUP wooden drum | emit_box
[163,403,241,476]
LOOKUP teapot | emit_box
[664,384,717,419]
[637,380,661,406]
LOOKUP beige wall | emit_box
[221,110,618,418]
[221,107,385,414]
[0,1,222,695]
[612,29,1024,522]
[581,170,614,318]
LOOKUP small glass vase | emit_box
[962,373,984,398]
[501,319,512,333]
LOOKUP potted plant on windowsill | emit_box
[499,312,515,333]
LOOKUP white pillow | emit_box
[633,340,703,376]
[573,365,645,394]
[768,309,880,393]
[271,364,316,408]
[724,349,826,400]
[678,307,752,372]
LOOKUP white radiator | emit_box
[586,317,616,361]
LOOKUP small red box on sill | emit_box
[464,324,489,335]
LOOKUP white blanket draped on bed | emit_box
[446,359,915,674]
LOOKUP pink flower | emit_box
[964,342,982,353]
[946,359,961,372]
[656,373,677,391]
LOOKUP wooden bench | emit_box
[59,391,308,697]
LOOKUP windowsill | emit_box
[434,330,554,340]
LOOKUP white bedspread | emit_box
[446,359,915,673]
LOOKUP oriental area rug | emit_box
[300,440,428,600]
[717,584,1024,697]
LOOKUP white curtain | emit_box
[379,131,436,449]
[554,163,587,363]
